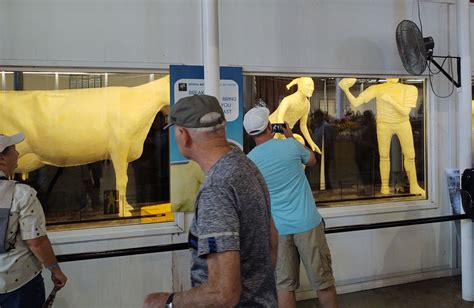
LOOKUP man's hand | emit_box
[282,122,293,139]
[143,292,170,308]
[51,267,67,290]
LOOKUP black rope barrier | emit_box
[56,214,470,263]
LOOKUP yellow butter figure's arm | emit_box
[381,93,411,116]
[338,78,372,108]
[300,112,321,154]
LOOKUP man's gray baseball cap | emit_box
[164,94,226,129]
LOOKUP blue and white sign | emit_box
[170,65,243,164]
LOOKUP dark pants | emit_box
[0,274,45,308]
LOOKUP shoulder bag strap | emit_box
[0,180,16,253]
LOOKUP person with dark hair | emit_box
[0,133,67,308]
[312,110,336,190]
[355,110,379,193]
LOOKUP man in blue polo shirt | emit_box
[245,106,337,308]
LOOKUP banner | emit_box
[445,168,461,215]
[169,65,243,211]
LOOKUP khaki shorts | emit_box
[275,223,335,291]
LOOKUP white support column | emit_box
[1,71,5,91]
[457,0,473,302]
[54,72,59,90]
[201,0,220,99]
[335,78,343,119]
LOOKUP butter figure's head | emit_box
[287,77,314,98]
[386,78,400,83]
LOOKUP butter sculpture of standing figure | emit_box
[339,78,425,195]
[269,77,322,154]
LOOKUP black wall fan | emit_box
[396,20,461,88]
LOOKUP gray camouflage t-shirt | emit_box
[188,148,277,307]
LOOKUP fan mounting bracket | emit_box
[429,55,461,88]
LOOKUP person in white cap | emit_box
[0,133,67,308]
[244,107,338,308]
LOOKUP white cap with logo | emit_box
[0,133,25,152]
[243,107,270,136]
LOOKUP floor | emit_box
[297,276,474,308]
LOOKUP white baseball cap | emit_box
[243,107,270,136]
[0,133,25,153]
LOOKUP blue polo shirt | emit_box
[248,138,321,235]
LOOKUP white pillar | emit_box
[1,71,5,91]
[335,78,343,119]
[201,0,220,99]
[54,73,59,90]
[457,0,474,301]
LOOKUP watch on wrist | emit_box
[165,292,174,308]
[46,262,60,271]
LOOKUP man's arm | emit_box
[143,251,241,308]
[283,123,317,166]
[26,236,67,289]
[305,149,317,167]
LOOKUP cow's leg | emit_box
[110,147,134,217]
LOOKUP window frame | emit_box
[243,71,438,219]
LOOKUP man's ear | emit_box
[267,122,272,132]
[177,127,192,148]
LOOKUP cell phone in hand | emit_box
[272,123,286,134]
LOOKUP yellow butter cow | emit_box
[0,75,170,216]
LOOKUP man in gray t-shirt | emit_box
[144,95,278,308]
[189,148,277,306]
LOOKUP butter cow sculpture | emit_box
[0,75,170,216]
[269,77,322,154]
[338,78,425,195]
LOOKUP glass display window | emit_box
[244,75,427,207]
[1,71,171,231]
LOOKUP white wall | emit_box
[220,0,449,75]
[470,5,474,74]
[0,0,463,307]
[0,0,203,69]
